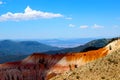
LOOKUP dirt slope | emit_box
[50,47,120,80]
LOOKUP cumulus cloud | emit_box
[0,1,3,5]
[0,6,63,21]
[80,25,88,29]
[69,24,75,27]
[92,24,104,28]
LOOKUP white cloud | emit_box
[65,17,72,20]
[79,24,104,29]
[0,1,3,5]
[92,24,104,28]
[69,24,75,27]
[80,25,88,29]
[0,6,63,21]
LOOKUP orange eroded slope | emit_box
[0,46,110,80]
[66,47,108,63]
[48,47,109,79]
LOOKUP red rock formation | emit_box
[0,39,120,80]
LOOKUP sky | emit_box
[0,0,120,39]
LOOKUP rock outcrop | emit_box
[0,38,120,80]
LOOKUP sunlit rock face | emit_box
[0,39,120,80]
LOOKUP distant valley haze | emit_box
[13,38,95,48]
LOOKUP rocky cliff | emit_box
[0,38,120,80]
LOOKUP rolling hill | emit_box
[0,40,61,55]
[0,40,61,63]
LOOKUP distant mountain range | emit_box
[17,38,94,48]
[46,38,116,54]
[0,40,61,55]
[0,40,62,63]
[0,37,119,63]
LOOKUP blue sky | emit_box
[0,0,120,39]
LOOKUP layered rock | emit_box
[0,39,120,80]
